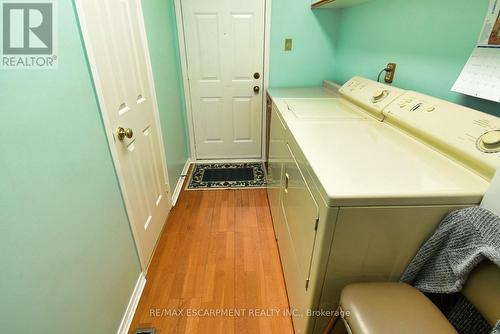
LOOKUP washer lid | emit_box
[289,121,489,207]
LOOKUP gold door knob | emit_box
[116,127,133,141]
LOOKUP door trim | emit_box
[74,0,172,271]
[174,0,272,161]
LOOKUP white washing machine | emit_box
[266,77,500,334]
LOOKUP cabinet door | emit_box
[267,106,287,237]
[282,143,319,284]
[279,143,320,333]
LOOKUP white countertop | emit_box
[268,86,489,207]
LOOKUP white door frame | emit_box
[174,0,272,161]
[75,0,172,272]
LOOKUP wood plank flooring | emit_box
[129,177,294,334]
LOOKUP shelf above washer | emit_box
[312,0,371,9]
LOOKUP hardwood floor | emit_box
[129,178,294,333]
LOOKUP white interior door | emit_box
[182,0,265,159]
[76,0,172,270]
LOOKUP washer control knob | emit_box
[482,131,500,146]
[372,89,389,103]
[477,130,500,153]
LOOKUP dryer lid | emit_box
[285,98,368,120]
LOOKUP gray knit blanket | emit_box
[401,206,500,333]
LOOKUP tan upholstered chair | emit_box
[324,261,500,334]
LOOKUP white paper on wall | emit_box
[452,0,500,103]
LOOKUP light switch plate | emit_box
[285,38,292,51]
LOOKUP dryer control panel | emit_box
[339,76,406,120]
[384,91,500,179]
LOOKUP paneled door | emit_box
[182,0,266,159]
[75,0,172,270]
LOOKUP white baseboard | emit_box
[117,272,147,334]
[171,159,191,206]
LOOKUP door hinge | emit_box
[305,278,310,290]
[314,217,319,231]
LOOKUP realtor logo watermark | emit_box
[1,0,57,69]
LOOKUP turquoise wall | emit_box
[269,0,340,87]
[333,0,500,116]
[0,1,141,333]
[142,0,191,186]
